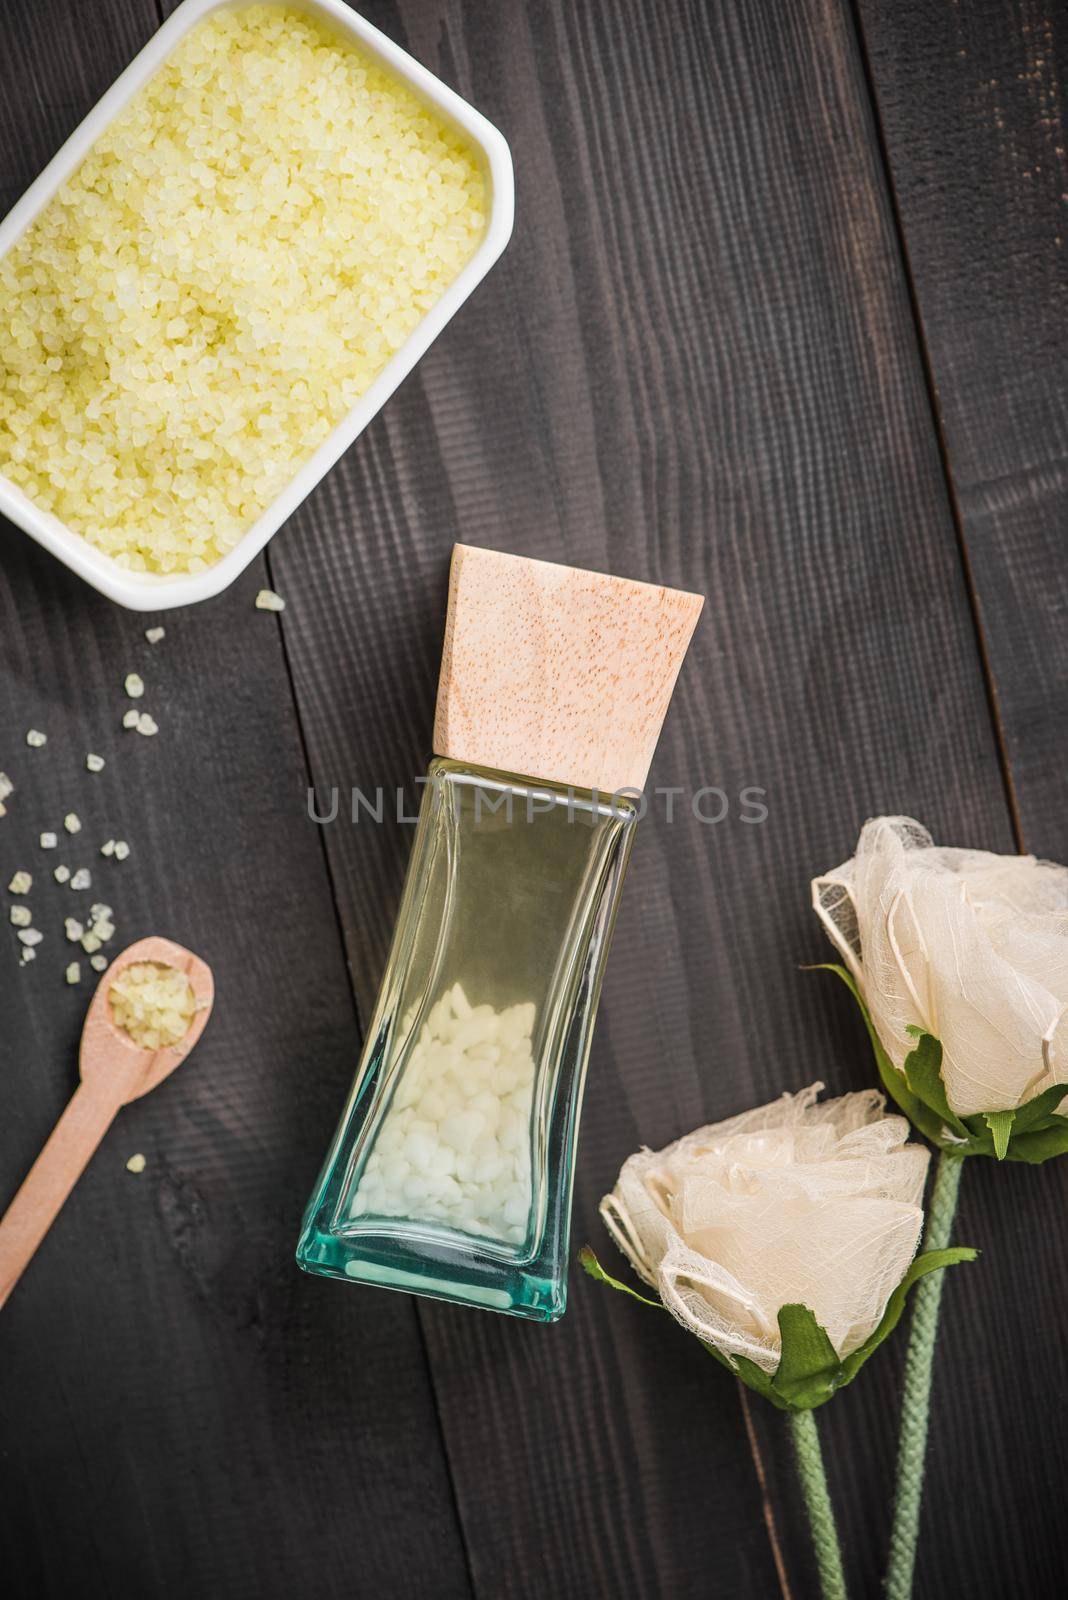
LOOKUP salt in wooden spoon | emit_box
[0,935,213,1310]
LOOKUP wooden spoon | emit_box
[0,936,213,1310]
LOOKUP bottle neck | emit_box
[427,756,642,827]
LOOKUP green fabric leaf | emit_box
[1003,1119,1068,1164]
[839,1247,978,1384]
[771,1304,844,1410]
[577,1247,664,1311]
[774,1304,840,1387]
[812,964,947,1145]
[959,1112,996,1154]
[902,1026,970,1140]
[984,1109,1015,1160]
[932,1085,1068,1162]
[1011,1084,1068,1134]
[965,1087,1068,1161]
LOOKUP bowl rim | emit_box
[0,0,514,611]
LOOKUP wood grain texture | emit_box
[0,8,470,1592]
[0,552,472,1600]
[262,2,1033,1596]
[856,0,1068,861]
[852,2,1068,1594]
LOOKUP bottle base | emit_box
[295,1223,567,1322]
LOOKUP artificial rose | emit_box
[599,1084,929,1373]
[813,815,1068,1117]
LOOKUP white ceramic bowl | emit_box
[0,0,513,609]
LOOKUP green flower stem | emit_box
[788,1407,848,1600]
[885,1148,965,1600]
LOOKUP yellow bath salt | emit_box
[110,961,196,1049]
[0,4,486,573]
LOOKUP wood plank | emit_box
[851,4,1068,1595]
[0,6,470,1594]
[265,1,1026,1595]
[854,4,1068,848]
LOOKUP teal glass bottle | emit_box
[296,541,702,1320]
[296,759,638,1320]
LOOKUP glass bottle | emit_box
[296,760,637,1319]
[296,543,702,1319]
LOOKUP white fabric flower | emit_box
[813,816,1068,1116]
[600,1085,928,1373]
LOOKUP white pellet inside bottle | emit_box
[330,762,637,1261]
[351,983,535,1245]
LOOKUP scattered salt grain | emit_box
[66,961,81,985]
[82,932,102,954]
[65,918,84,943]
[90,903,112,920]
[8,871,31,894]
[136,714,158,737]
[126,1153,147,1174]
[10,905,31,927]
[53,864,70,883]
[64,812,82,834]
[100,839,116,857]
[113,841,130,861]
[0,773,12,801]
[25,730,46,748]
[70,868,92,891]
[255,589,286,613]
[92,918,116,943]
[145,628,165,645]
[18,928,43,947]
[125,673,145,700]
[20,947,35,965]
[40,831,57,849]
[90,953,108,972]
[122,710,140,730]
[86,754,105,773]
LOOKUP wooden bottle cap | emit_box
[433,545,704,794]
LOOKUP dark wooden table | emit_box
[2,2,1066,1596]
